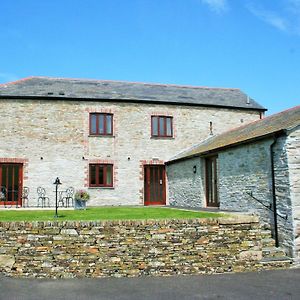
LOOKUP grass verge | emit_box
[0,207,225,221]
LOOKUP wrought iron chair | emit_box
[0,186,8,207]
[37,187,50,207]
[61,187,75,207]
[22,187,29,207]
[58,187,75,207]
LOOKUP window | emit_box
[90,113,113,135]
[89,164,113,187]
[151,116,173,137]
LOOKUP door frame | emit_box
[205,155,219,208]
[144,164,166,206]
[0,163,23,206]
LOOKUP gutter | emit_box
[0,95,267,112]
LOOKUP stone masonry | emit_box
[0,216,287,278]
[286,126,300,265]
[0,98,261,206]
[167,129,300,264]
[167,157,205,208]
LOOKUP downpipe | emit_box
[270,136,279,247]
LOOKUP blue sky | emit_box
[0,0,299,115]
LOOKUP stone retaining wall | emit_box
[0,216,278,278]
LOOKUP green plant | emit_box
[75,189,90,201]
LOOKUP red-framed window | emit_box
[89,164,113,187]
[151,116,173,137]
[90,113,113,136]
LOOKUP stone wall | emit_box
[166,133,299,261]
[0,216,274,278]
[167,157,204,208]
[0,98,260,206]
[218,138,273,220]
[272,135,294,256]
[286,126,300,265]
[218,135,297,259]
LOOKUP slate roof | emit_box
[168,105,300,163]
[0,77,266,110]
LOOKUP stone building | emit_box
[166,106,300,264]
[0,76,265,207]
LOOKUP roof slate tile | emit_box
[0,76,266,110]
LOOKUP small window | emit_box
[151,116,173,137]
[89,164,113,187]
[90,113,113,136]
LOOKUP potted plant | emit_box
[74,189,90,210]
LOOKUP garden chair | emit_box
[0,186,8,207]
[22,187,29,207]
[57,190,65,207]
[62,187,75,207]
[37,187,50,207]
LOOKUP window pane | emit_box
[166,117,172,136]
[91,114,97,134]
[1,165,6,188]
[106,165,112,185]
[159,117,165,136]
[13,166,19,201]
[98,166,104,185]
[152,117,158,136]
[7,166,13,202]
[106,115,112,134]
[90,165,96,185]
[99,115,105,134]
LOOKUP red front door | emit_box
[144,165,166,206]
[0,163,23,206]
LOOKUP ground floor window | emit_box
[89,164,113,187]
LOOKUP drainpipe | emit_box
[270,136,279,247]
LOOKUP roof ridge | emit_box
[0,76,36,87]
[0,76,240,91]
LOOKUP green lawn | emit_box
[0,207,224,221]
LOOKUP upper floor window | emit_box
[151,116,173,137]
[90,113,113,136]
[89,164,113,187]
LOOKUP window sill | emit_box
[88,187,115,189]
[88,135,115,138]
[151,136,174,140]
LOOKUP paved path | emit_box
[1,269,299,300]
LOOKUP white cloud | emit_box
[201,0,228,14]
[246,1,300,35]
[246,3,289,32]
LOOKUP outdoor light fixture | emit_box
[193,165,197,174]
[53,177,62,218]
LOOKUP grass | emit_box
[0,207,225,222]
